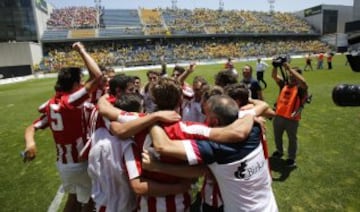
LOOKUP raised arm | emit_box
[177,63,195,85]
[72,42,103,92]
[271,66,283,85]
[284,62,308,90]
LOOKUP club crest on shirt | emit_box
[234,160,265,180]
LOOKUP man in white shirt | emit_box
[255,58,268,89]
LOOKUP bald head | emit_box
[205,95,239,126]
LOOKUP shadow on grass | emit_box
[269,157,297,182]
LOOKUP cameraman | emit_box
[271,59,308,167]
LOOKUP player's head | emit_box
[204,95,239,127]
[200,85,224,115]
[215,71,238,88]
[54,67,82,92]
[114,93,143,113]
[172,65,185,79]
[105,67,116,81]
[150,77,182,111]
[225,83,249,107]
[146,70,160,84]
[242,64,253,79]
[133,76,141,93]
[108,74,135,98]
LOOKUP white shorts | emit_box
[56,161,92,203]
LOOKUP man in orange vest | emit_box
[317,52,324,69]
[271,61,308,167]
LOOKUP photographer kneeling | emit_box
[271,57,308,167]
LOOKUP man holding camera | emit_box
[271,57,308,167]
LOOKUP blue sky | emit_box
[47,0,354,12]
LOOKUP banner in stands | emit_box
[304,5,322,17]
[35,0,48,14]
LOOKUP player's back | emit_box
[88,127,136,212]
[206,125,278,212]
[45,88,89,163]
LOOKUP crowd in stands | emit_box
[47,6,98,29]
[160,8,315,35]
[42,39,331,72]
[45,6,316,35]
[140,9,163,26]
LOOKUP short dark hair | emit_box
[133,75,141,81]
[54,67,82,92]
[146,70,160,77]
[202,85,224,102]
[114,93,142,112]
[150,77,182,110]
[215,71,238,88]
[173,65,186,75]
[207,95,239,126]
[193,75,207,85]
[225,83,249,107]
[108,74,133,95]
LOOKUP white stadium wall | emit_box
[0,42,43,78]
[0,42,42,67]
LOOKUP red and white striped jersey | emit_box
[123,118,213,212]
[41,87,90,164]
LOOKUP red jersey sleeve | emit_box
[162,121,210,140]
[33,114,49,130]
[61,87,89,109]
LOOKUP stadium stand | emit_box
[47,7,97,29]
[70,29,97,39]
[43,6,318,37]
[98,28,143,37]
[39,6,330,71]
[42,29,69,40]
[101,9,141,28]
[42,38,330,71]
[140,8,163,26]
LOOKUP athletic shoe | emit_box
[271,151,283,158]
[286,159,296,167]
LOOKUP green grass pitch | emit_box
[0,55,359,211]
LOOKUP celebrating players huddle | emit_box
[23,42,280,212]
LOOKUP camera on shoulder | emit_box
[272,55,287,68]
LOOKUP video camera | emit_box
[332,84,360,106]
[272,55,288,68]
[331,51,360,107]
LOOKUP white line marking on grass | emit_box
[48,185,64,212]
